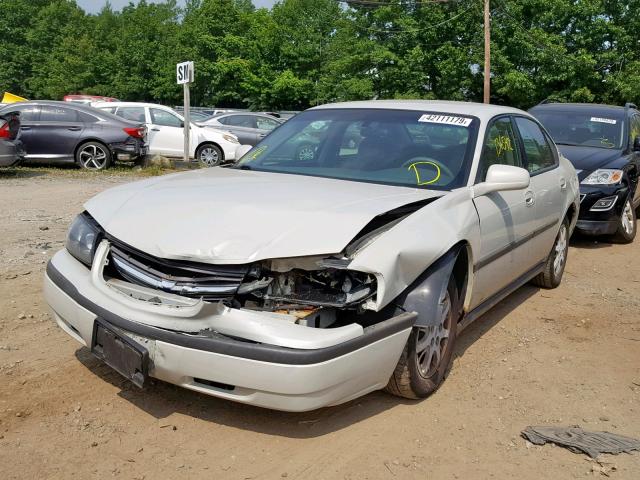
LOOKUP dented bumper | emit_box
[44,248,415,411]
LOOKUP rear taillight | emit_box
[0,121,10,139]
[123,127,145,139]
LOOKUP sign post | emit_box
[176,61,194,164]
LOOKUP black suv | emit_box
[530,102,640,243]
[0,101,146,170]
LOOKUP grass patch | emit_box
[0,161,189,180]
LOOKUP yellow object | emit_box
[1,92,28,103]
[407,161,441,185]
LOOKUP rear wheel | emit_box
[531,216,569,289]
[611,197,636,244]
[76,141,111,170]
[385,278,458,399]
[197,143,223,167]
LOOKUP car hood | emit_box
[85,168,442,264]
[557,145,623,174]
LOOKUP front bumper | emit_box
[575,185,628,236]
[44,248,414,411]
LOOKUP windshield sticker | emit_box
[590,117,617,125]
[247,145,267,160]
[418,114,472,127]
[494,135,513,157]
[407,161,441,185]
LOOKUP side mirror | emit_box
[473,164,530,197]
[633,136,640,152]
[235,144,253,160]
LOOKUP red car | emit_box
[63,95,119,105]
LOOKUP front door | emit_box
[471,116,539,308]
[148,107,189,157]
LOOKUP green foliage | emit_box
[1,0,639,110]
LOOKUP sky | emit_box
[76,0,277,13]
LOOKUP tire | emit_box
[295,143,317,162]
[385,278,458,399]
[76,141,111,170]
[611,197,636,244]
[197,143,223,167]
[531,216,569,289]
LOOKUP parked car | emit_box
[0,101,145,170]
[202,112,283,146]
[530,102,640,243]
[44,100,579,412]
[0,110,24,167]
[64,94,119,105]
[92,102,241,166]
[187,111,213,122]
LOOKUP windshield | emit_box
[236,108,478,190]
[534,110,624,149]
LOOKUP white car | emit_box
[44,100,579,412]
[92,102,241,166]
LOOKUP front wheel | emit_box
[197,143,223,167]
[611,197,636,244]
[385,278,458,399]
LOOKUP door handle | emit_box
[20,126,31,131]
[150,128,160,131]
[524,190,536,207]
[258,133,267,138]
[67,126,81,131]
[559,177,567,190]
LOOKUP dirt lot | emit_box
[1,167,639,480]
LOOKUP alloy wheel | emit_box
[79,144,108,170]
[415,291,452,378]
[621,200,634,235]
[553,223,568,278]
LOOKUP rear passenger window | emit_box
[40,106,78,122]
[116,107,146,123]
[477,117,522,181]
[78,111,99,123]
[514,117,556,174]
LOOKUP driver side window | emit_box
[477,117,522,182]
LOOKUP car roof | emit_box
[529,102,632,117]
[91,101,172,109]
[309,100,531,122]
[4,100,104,114]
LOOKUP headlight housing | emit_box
[223,133,239,144]
[581,169,623,185]
[66,213,102,267]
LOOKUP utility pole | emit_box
[483,0,491,104]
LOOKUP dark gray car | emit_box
[202,112,283,146]
[0,101,146,170]
[0,110,24,167]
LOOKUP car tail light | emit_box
[0,121,10,139]
[123,127,145,139]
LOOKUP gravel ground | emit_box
[0,167,639,479]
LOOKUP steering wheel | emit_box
[401,157,454,185]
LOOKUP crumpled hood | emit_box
[558,145,623,174]
[85,168,441,264]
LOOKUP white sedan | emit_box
[92,101,241,166]
[44,100,579,411]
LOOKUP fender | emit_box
[393,244,466,328]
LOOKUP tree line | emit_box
[1,0,638,110]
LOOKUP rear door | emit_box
[31,105,84,161]
[513,116,563,260]
[471,116,539,307]
[217,114,258,145]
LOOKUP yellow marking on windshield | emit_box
[600,137,614,148]
[407,161,441,185]
[494,135,513,157]
[248,145,267,160]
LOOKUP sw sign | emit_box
[176,61,194,85]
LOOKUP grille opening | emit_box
[104,238,249,301]
[193,378,236,391]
